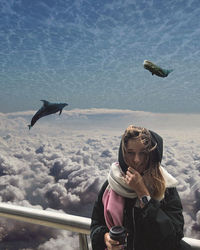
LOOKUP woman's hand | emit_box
[125,167,150,198]
[104,232,123,250]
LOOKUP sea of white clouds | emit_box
[0,108,200,249]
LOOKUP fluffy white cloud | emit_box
[0,109,200,249]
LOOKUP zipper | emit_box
[132,207,136,250]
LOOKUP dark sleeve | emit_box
[90,181,109,250]
[139,187,185,250]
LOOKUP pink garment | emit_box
[102,188,125,230]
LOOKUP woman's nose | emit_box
[133,153,140,163]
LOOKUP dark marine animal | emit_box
[143,60,173,78]
[28,100,68,129]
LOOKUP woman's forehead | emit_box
[126,138,147,150]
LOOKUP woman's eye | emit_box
[127,152,135,155]
[140,152,148,157]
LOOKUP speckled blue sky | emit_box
[0,0,200,113]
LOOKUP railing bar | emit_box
[0,202,91,232]
[0,212,90,234]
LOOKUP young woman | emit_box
[90,125,191,250]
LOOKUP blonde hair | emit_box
[122,125,166,200]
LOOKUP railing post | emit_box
[79,233,89,250]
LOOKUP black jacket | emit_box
[90,180,191,250]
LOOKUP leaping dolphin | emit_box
[143,60,173,78]
[28,100,68,129]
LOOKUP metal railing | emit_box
[0,202,199,249]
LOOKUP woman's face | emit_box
[124,138,149,174]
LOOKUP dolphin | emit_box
[143,60,173,78]
[28,100,68,129]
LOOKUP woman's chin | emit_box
[132,166,145,174]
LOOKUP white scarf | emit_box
[108,162,178,200]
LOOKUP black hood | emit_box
[118,130,163,174]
